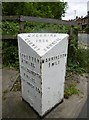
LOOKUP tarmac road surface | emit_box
[77,100,87,118]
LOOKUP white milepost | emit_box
[18,33,69,117]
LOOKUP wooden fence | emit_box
[2,15,77,40]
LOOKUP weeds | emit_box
[67,48,88,74]
[64,82,80,99]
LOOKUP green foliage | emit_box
[67,48,88,74]
[67,26,88,74]
[2,2,67,19]
[76,48,88,68]
[64,82,80,99]
[2,21,70,35]
[24,22,70,33]
[2,2,25,15]
[84,26,89,33]
[2,40,19,69]
[2,21,19,35]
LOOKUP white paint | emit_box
[18,33,68,56]
[18,33,68,116]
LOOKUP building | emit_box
[75,16,81,24]
[82,11,89,29]
[75,16,83,30]
[76,11,89,30]
[75,1,89,31]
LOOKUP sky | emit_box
[62,0,89,20]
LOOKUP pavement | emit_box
[1,68,88,119]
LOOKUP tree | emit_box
[2,2,67,19]
[2,2,25,15]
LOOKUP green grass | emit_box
[64,82,80,99]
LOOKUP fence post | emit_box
[67,25,78,63]
[19,15,25,33]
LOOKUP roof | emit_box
[83,15,89,19]
[83,11,89,19]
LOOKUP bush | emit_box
[84,26,89,33]
[2,21,19,35]
[24,22,70,33]
[2,40,19,69]
[67,48,88,74]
